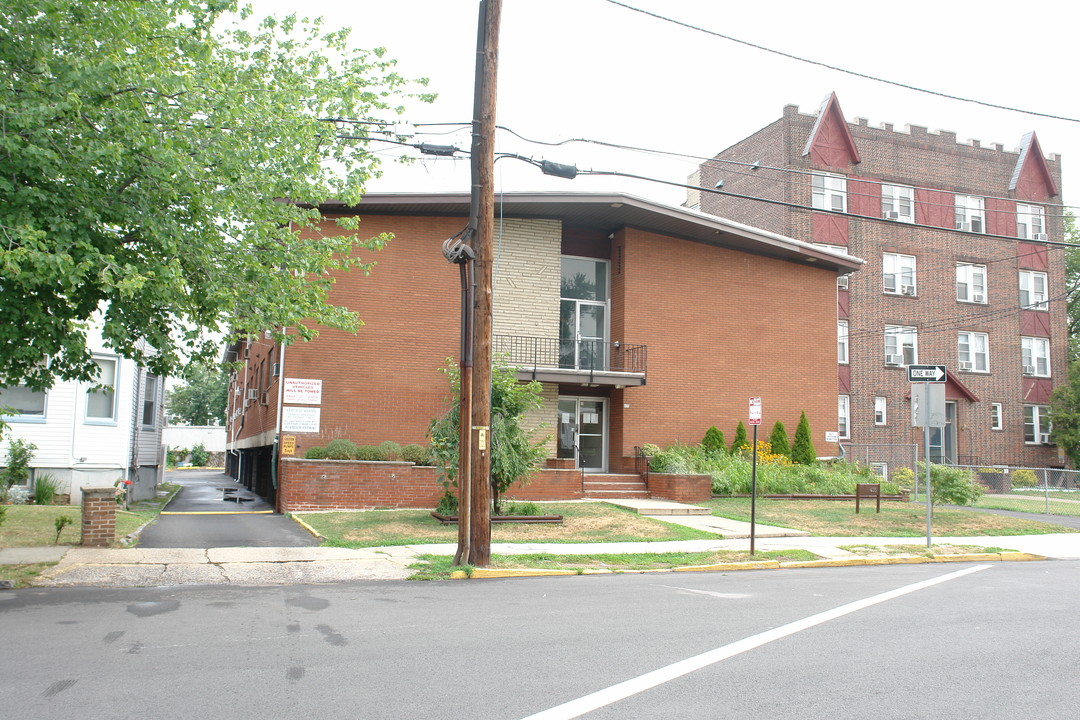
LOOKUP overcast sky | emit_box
[247,0,1078,213]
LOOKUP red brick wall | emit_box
[80,488,116,547]
[648,473,713,503]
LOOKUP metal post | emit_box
[1044,467,1050,515]
[924,382,932,548]
[750,423,758,556]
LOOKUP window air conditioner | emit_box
[1023,365,1036,375]
[242,347,250,358]
[246,388,258,400]
[972,292,985,303]
[1040,433,1052,445]
[884,211,900,220]
[900,285,916,296]
[259,390,269,406]
[885,354,904,366]
[1032,233,1047,241]
[837,276,849,290]
[956,222,972,231]
[958,361,973,371]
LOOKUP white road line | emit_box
[519,564,992,720]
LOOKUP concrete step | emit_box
[583,488,651,498]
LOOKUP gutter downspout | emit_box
[272,332,287,512]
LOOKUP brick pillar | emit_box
[80,487,117,547]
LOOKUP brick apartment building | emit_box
[690,93,1067,473]
[224,192,860,508]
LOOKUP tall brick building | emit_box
[691,93,1067,472]
[225,192,859,507]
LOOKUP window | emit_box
[884,325,918,366]
[0,383,46,421]
[1016,204,1046,240]
[1019,270,1048,311]
[838,320,849,364]
[1021,337,1050,377]
[883,253,917,295]
[812,173,847,212]
[956,263,987,303]
[86,356,118,422]
[142,374,159,428]
[955,195,985,233]
[991,403,1003,431]
[881,184,914,222]
[957,332,989,373]
[874,397,887,426]
[869,462,888,481]
[838,395,850,439]
[1024,405,1051,444]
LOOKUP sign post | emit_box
[908,365,946,548]
[748,397,762,555]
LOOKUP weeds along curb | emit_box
[446,552,1047,579]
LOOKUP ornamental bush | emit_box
[1011,468,1038,488]
[325,439,358,460]
[769,421,791,458]
[190,443,209,467]
[378,441,403,461]
[401,444,430,465]
[702,426,726,454]
[304,446,328,460]
[791,412,816,465]
[730,422,748,454]
[353,444,386,461]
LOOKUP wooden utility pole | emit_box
[462,0,500,567]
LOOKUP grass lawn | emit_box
[1011,490,1080,501]
[296,502,723,548]
[408,548,820,580]
[974,494,1080,518]
[704,497,1076,536]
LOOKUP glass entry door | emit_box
[929,401,957,464]
[560,300,606,370]
[556,397,607,472]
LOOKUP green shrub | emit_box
[892,466,916,491]
[2,438,36,488]
[190,443,209,467]
[167,447,189,467]
[0,504,6,526]
[639,443,661,457]
[436,490,458,515]
[791,412,816,464]
[378,441,403,461]
[769,421,791,458]
[324,439,358,460]
[730,422,748,454]
[353,444,387,461]
[54,515,73,543]
[1011,468,1038,488]
[304,446,328,459]
[702,426,726,454]
[402,444,429,465]
[33,473,62,505]
[922,462,982,506]
[499,499,540,516]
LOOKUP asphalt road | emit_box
[137,470,318,548]
[3,561,1078,719]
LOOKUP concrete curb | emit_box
[446,551,1048,579]
[289,514,324,540]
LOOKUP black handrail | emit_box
[493,335,647,375]
[634,446,650,488]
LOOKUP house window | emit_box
[838,320,849,364]
[1016,204,1046,240]
[956,263,987,303]
[142,374,159,428]
[0,383,47,421]
[991,403,1003,431]
[1024,405,1050,444]
[870,462,888,481]
[1021,337,1050,377]
[838,395,850,439]
[883,253,917,295]
[86,356,118,422]
[955,195,985,233]
[812,173,847,212]
[1019,270,1048,311]
[881,185,914,222]
[874,397,887,426]
[884,325,917,366]
[957,332,989,373]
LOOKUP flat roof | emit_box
[319,191,864,274]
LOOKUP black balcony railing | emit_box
[493,335,647,375]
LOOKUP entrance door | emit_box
[556,397,607,472]
[929,401,957,464]
[560,300,606,371]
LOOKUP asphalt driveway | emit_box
[137,470,319,548]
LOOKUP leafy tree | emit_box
[2,438,36,489]
[920,462,982,508]
[701,426,726,454]
[730,422,748,453]
[166,364,229,425]
[428,359,549,514]
[0,0,433,392]
[768,421,791,458]
[190,443,210,467]
[1064,212,1080,361]
[791,412,816,464]
[1049,360,1080,467]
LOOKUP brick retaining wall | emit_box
[80,486,116,547]
[647,473,713,503]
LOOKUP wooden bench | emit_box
[855,483,881,514]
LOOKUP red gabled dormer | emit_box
[802,92,860,170]
[1010,132,1058,201]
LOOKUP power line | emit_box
[603,0,1080,124]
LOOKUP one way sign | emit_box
[907,364,946,383]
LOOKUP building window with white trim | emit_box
[1024,405,1050,444]
[884,325,917,366]
[957,331,989,373]
[1019,270,1048,311]
[1017,204,1046,240]
[812,173,847,212]
[838,320,849,364]
[956,263,987,304]
[870,462,888,481]
[883,253,916,295]
[142,374,159,428]
[839,395,850,439]
[1021,336,1050,377]
[955,195,985,233]
[86,356,119,423]
[991,403,1003,431]
[881,184,914,222]
[0,383,46,421]
[874,397,887,426]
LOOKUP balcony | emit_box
[493,335,647,387]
